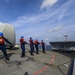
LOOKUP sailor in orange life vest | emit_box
[20,36,27,57]
[34,39,40,54]
[40,40,46,53]
[29,37,34,55]
[32,40,34,52]
[0,32,12,60]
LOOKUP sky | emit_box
[0,0,75,43]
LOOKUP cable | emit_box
[58,59,73,75]
[58,65,65,75]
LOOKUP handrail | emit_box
[67,58,74,75]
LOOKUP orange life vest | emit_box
[29,39,34,44]
[41,42,45,46]
[20,38,25,44]
[0,37,4,44]
[34,40,38,45]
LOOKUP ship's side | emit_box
[50,41,75,52]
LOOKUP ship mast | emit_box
[64,35,68,41]
[64,35,68,51]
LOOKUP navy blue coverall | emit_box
[41,41,45,53]
[42,45,45,53]
[0,37,12,59]
[20,38,26,57]
[35,45,39,54]
[29,39,34,55]
[34,40,40,54]
[21,44,25,56]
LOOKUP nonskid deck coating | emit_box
[0,48,73,75]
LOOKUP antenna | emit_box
[64,35,68,41]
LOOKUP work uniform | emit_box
[29,38,34,55]
[33,40,34,52]
[34,40,40,54]
[20,37,26,57]
[0,36,8,58]
[0,36,12,60]
[41,41,45,53]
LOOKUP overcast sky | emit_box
[0,0,75,43]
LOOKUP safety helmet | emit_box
[0,32,3,36]
[41,40,43,42]
[30,37,32,39]
[21,36,24,38]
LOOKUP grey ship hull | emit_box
[50,41,75,52]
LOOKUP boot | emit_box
[5,57,10,60]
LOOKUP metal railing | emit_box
[67,58,75,75]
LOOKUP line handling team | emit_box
[20,36,46,57]
[0,32,46,60]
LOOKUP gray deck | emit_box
[0,47,74,75]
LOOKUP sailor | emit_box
[34,39,40,54]
[29,37,34,55]
[0,32,12,60]
[20,36,27,57]
[32,40,35,52]
[40,40,46,53]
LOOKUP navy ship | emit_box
[50,41,75,52]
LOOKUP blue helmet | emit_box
[21,36,24,38]
[41,40,43,42]
[0,32,3,36]
[30,37,32,39]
